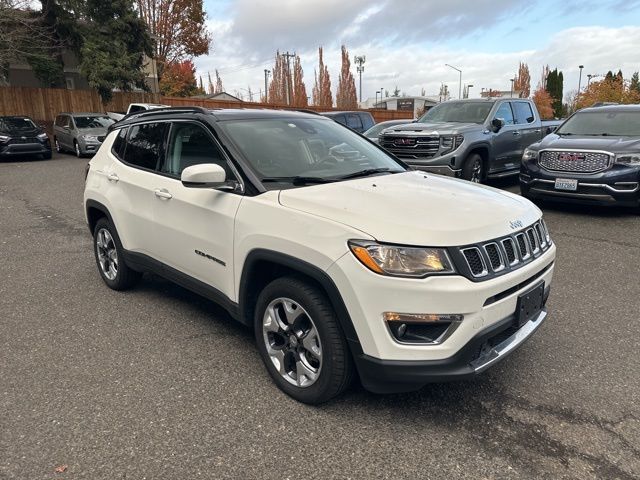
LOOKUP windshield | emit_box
[417,101,493,124]
[556,110,640,136]
[220,117,405,186]
[73,116,115,129]
[0,117,38,133]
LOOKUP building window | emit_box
[65,77,75,90]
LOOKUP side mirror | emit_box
[491,118,505,132]
[181,164,229,189]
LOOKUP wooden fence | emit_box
[0,86,414,125]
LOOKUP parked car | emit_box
[520,104,640,208]
[378,98,561,182]
[363,119,414,144]
[84,107,555,404]
[321,111,375,133]
[0,116,51,160]
[107,103,170,122]
[54,113,115,157]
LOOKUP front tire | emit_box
[74,141,82,158]
[462,153,484,183]
[254,276,354,404]
[54,137,62,153]
[93,218,141,290]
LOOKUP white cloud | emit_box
[194,5,640,104]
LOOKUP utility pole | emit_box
[354,55,366,103]
[510,78,515,98]
[283,51,296,106]
[264,69,271,103]
[578,65,584,93]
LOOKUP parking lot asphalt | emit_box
[1,152,639,480]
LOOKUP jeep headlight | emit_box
[348,240,455,278]
[523,148,538,162]
[37,132,48,140]
[440,134,464,154]
[83,135,99,142]
[615,153,640,166]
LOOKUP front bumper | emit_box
[0,142,51,158]
[355,308,547,393]
[409,163,461,177]
[78,140,102,155]
[520,161,640,207]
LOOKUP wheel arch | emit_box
[238,249,362,350]
[85,199,113,234]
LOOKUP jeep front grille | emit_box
[539,150,611,173]
[457,220,552,280]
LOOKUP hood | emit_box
[537,134,640,154]
[278,171,540,246]
[382,121,480,136]
[77,127,108,136]
[0,126,42,136]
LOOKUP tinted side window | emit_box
[333,114,346,125]
[495,102,515,125]
[123,123,168,170]
[55,115,62,127]
[346,114,363,131]
[360,114,375,130]
[128,105,145,113]
[162,122,231,178]
[513,102,535,124]
[111,128,128,160]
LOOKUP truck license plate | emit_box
[554,178,578,191]
[516,282,545,327]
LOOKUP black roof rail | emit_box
[129,106,210,117]
[291,108,322,116]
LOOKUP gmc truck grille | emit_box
[379,135,440,159]
[457,220,551,279]
[539,150,611,173]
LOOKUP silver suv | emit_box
[53,113,115,157]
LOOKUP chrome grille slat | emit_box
[539,150,611,173]
[459,220,551,279]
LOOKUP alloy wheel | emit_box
[75,142,81,158]
[55,139,61,153]
[262,297,322,388]
[95,228,118,281]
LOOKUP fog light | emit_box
[384,312,463,344]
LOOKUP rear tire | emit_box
[462,153,484,183]
[93,217,141,290]
[254,276,354,404]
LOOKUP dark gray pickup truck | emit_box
[378,98,560,183]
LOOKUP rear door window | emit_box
[360,114,374,130]
[111,128,128,160]
[513,102,535,124]
[123,122,168,171]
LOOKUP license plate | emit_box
[516,282,545,327]
[555,178,578,191]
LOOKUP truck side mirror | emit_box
[491,118,505,132]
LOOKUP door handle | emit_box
[107,172,119,182]
[512,130,521,136]
[154,188,173,199]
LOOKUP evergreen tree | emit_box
[392,86,400,97]
[630,72,640,93]
[545,68,564,118]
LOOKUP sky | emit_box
[194,0,640,103]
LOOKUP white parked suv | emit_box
[83,107,556,404]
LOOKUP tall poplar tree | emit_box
[336,45,357,109]
[312,47,332,108]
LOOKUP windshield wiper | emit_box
[334,168,395,180]
[261,176,332,186]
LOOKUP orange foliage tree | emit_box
[532,86,554,119]
[312,47,333,108]
[576,75,640,109]
[136,0,210,80]
[513,62,531,98]
[159,60,203,97]
[291,56,308,107]
[336,45,357,109]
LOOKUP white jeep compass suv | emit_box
[84,107,556,404]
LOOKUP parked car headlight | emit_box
[0,135,9,143]
[348,240,455,278]
[615,153,640,166]
[37,132,48,140]
[82,135,99,142]
[440,135,464,154]
[523,148,539,161]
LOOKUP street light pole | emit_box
[578,65,584,92]
[375,91,379,107]
[445,64,462,99]
[510,78,515,98]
